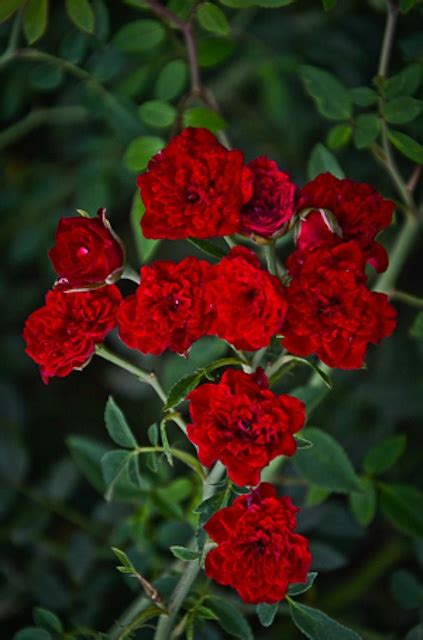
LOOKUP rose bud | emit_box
[48,208,125,290]
[240,157,299,243]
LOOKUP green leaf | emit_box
[155,59,188,100]
[293,427,362,493]
[127,454,143,488]
[114,19,165,52]
[123,136,165,171]
[187,238,227,258]
[353,113,380,149]
[400,0,419,14]
[410,311,423,337]
[13,630,52,640]
[163,371,205,411]
[0,0,25,23]
[350,87,378,107]
[295,435,314,449]
[101,450,132,501]
[23,0,48,44]
[170,545,199,561]
[169,449,205,479]
[390,569,423,609]
[322,0,336,8]
[250,0,294,5]
[138,100,177,128]
[67,435,107,492]
[406,624,423,640]
[286,357,332,389]
[257,602,278,627]
[289,600,362,639]
[197,2,229,36]
[148,423,159,446]
[380,483,423,537]
[183,106,226,133]
[65,0,95,33]
[198,36,234,67]
[195,605,218,620]
[104,396,137,449]
[384,97,422,124]
[112,546,137,573]
[131,192,160,263]
[388,130,423,164]
[326,123,352,150]
[206,597,254,640]
[288,572,318,597]
[363,435,406,475]
[300,65,352,120]
[384,64,422,99]
[219,0,293,5]
[33,608,63,634]
[306,485,331,507]
[307,143,344,180]
[349,476,377,526]
[290,384,330,416]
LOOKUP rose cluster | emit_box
[23,126,398,604]
[117,246,287,354]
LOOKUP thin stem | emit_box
[374,215,419,293]
[145,0,200,94]
[264,243,277,275]
[389,289,423,308]
[11,49,140,136]
[153,462,225,640]
[95,344,167,402]
[377,0,398,78]
[0,106,89,150]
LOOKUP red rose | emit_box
[117,256,213,356]
[137,127,253,239]
[240,157,298,240]
[205,483,312,604]
[281,242,397,369]
[48,209,124,290]
[187,368,305,486]
[296,173,394,272]
[206,246,287,351]
[23,286,122,383]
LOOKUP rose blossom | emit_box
[23,286,122,383]
[206,246,288,351]
[137,127,253,239]
[240,157,298,240]
[117,256,213,356]
[187,368,305,486]
[281,241,397,369]
[48,209,124,290]
[205,483,312,604]
[296,172,395,272]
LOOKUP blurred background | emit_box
[1,0,422,638]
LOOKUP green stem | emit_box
[320,538,408,611]
[153,462,225,640]
[389,289,423,308]
[0,106,89,150]
[264,243,277,275]
[11,49,140,136]
[374,215,419,293]
[94,344,167,403]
